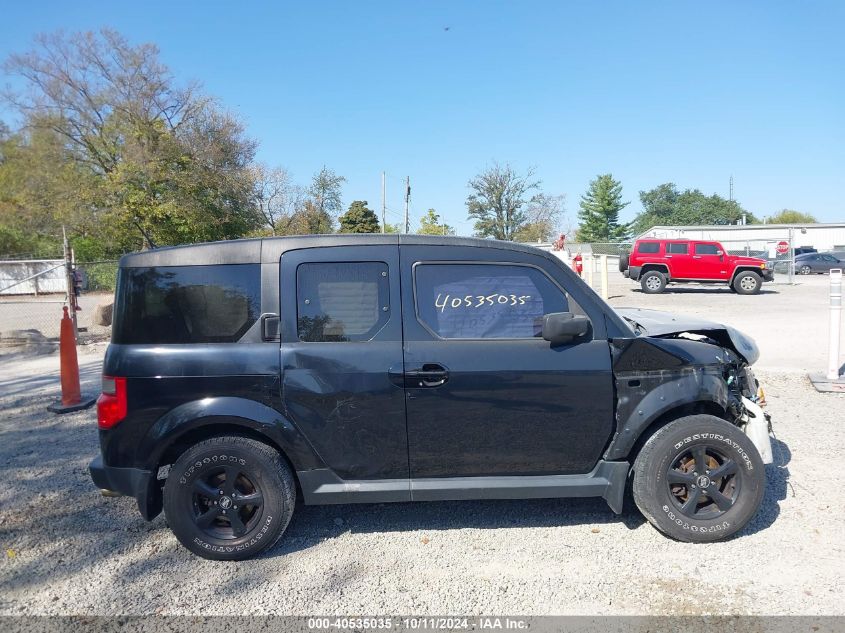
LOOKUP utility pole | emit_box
[729,175,734,202]
[404,176,411,234]
[381,172,386,234]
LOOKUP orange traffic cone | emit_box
[48,306,96,414]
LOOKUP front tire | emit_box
[640,270,667,294]
[163,436,295,560]
[632,415,765,542]
[733,271,762,294]
[799,265,812,275]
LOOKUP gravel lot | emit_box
[1,276,844,616]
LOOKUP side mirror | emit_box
[542,312,590,345]
[715,250,724,256]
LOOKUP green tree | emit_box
[576,174,630,242]
[466,163,540,240]
[339,200,380,233]
[768,209,817,224]
[417,209,454,235]
[632,183,756,235]
[2,29,260,254]
[308,166,345,229]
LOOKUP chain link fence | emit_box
[0,259,118,342]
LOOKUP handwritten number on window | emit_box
[435,293,530,313]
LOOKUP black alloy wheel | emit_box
[665,445,739,520]
[191,465,265,539]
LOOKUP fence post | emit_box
[788,227,794,285]
[828,269,843,381]
[62,226,78,340]
[586,254,594,287]
[600,254,609,300]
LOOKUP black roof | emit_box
[118,234,553,267]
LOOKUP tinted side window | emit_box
[112,264,261,344]
[666,242,688,254]
[694,243,720,255]
[638,242,660,254]
[296,262,389,342]
[414,263,574,339]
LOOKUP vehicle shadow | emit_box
[629,287,780,295]
[737,435,791,538]
[268,496,646,559]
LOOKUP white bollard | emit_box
[600,254,609,300]
[828,269,843,380]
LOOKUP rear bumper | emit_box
[89,455,161,520]
[624,266,641,280]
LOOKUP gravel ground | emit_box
[1,278,844,616]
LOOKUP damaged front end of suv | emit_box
[607,308,773,465]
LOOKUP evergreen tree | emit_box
[576,174,630,242]
[339,200,380,233]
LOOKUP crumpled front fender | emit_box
[605,336,736,461]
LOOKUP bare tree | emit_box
[3,28,205,175]
[466,163,540,240]
[252,164,297,234]
[513,193,567,243]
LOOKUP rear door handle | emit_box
[406,363,449,388]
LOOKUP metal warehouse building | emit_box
[639,223,845,255]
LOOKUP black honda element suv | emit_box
[90,235,773,560]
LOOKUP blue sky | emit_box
[1,1,843,234]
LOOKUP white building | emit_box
[639,223,845,253]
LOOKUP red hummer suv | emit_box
[619,239,774,294]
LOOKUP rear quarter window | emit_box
[637,242,661,254]
[112,264,261,344]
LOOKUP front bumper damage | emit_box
[740,395,773,464]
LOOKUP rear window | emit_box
[112,264,261,344]
[637,241,660,254]
[666,242,688,254]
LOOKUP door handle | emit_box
[693,255,702,259]
[406,363,449,388]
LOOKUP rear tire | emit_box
[619,252,629,272]
[632,415,765,542]
[640,270,667,294]
[733,271,762,294]
[163,435,295,561]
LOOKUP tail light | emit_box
[97,376,127,430]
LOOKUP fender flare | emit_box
[729,266,764,284]
[604,371,729,461]
[639,263,671,280]
[139,396,324,473]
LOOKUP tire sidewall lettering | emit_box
[178,454,248,486]
[672,433,754,472]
